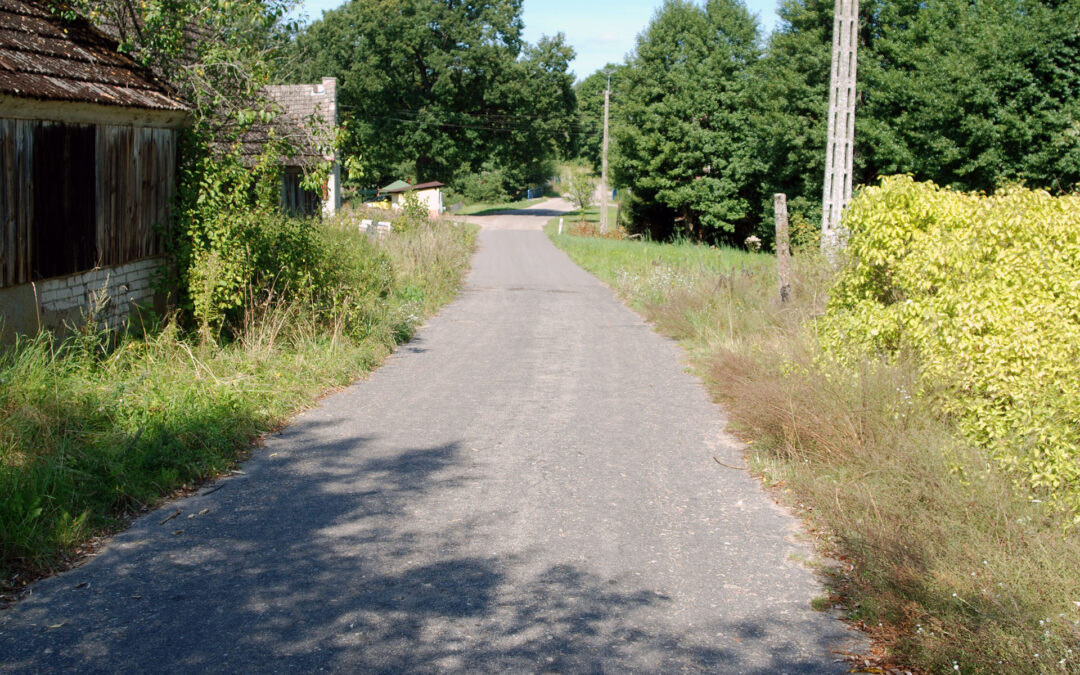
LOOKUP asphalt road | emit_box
[0,198,865,673]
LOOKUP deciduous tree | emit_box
[612,0,763,241]
[289,0,576,189]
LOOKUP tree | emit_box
[487,34,578,190]
[566,167,597,218]
[752,0,1080,234]
[748,0,834,235]
[612,0,763,242]
[59,0,298,124]
[289,0,577,190]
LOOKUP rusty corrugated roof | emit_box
[0,0,185,111]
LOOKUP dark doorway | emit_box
[32,122,97,279]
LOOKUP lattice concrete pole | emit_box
[820,0,859,256]
[600,86,611,234]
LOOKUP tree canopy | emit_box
[610,0,762,240]
[858,0,1080,194]
[289,0,577,192]
[581,0,1080,244]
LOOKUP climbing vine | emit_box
[52,1,343,335]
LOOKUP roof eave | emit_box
[0,93,189,128]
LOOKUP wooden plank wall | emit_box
[96,126,176,267]
[0,119,33,287]
[0,118,176,288]
[281,169,321,217]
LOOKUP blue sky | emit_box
[290,0,783,80]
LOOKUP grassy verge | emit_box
[546,224,1080,673]
[454,196,548,216]
[569,202,620,225]
[0,219,476,593]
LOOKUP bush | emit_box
[453,164,511,203]
[186,210,328,336]
[565,167,597,216]
[820,175,1080,518]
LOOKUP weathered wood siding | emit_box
[97,126,175,267]
[0,119,33,288]
[0,118,176,288]
[281,169,321,217]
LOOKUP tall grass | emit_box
[547,225,1080,674]
[0,218,476,592]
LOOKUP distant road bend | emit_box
[0,198,865,673]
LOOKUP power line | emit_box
[335,104,604,134]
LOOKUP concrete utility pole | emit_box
[820,0,859,256]
[600,70,612,235]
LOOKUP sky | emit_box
[289,0,783,81]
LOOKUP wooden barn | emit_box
[0,0,187,341]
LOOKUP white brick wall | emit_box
[37,257,161,330]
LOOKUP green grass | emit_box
[565,202,619,225]
[0,219,476,592]
[454,196,548,216]
[546,222,758,290]
[548,229,1080,674]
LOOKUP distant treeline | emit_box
[285,0,1080,242]
[285,0,577,203]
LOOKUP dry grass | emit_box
[548,227,1080,674]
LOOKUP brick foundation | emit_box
[0,257,164,341]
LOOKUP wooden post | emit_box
[775,193,792,303]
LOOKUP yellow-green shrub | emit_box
[820,175,1080,517]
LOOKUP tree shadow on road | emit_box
[0,428,852,674]
[465,208,571,219]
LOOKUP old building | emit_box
[0,0,187,341]
[266,78,341,217]
[243,78,342,218]
[93,10,342,218]
[380,181,445,218]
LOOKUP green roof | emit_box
[381,180,411,192]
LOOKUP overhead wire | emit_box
[335,104,605,134]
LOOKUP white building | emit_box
[381,181,445,218]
